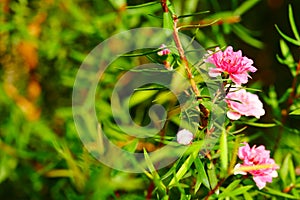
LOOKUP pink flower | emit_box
[225,89,265,120]
[234,142,279,189]
[157,44,171,56]
[205,46,257,85]
[176,129,193,145]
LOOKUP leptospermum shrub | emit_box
[1,1,300,200]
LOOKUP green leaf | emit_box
[220,129,228,173]
[122,139,138,153]
[143,149,168,197]
[239,121,277,128]
[207,162,218,191]
[232,24,264,49]
[288,4,300,41]
[166,0,176,15]
[129,90,157,107]
[262,187,299,199]
[168,150,199,187]
[243,191,254,200]
[163,12,173,29]
[194,158,210,190]
[234,0,260,16]
[227,186,253,197]
[278,39,296,76]
[177,11,210,19]
[126,1,159,9]
[288,154,296,184]
[290,108,300,115]
[280,153,291,186]
[278,88,292,103]
[275,25,300,46]
[220,180,241,196]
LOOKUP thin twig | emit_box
[205,178,225,200]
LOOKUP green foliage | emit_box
[1,0,300,199]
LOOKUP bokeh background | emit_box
[1,0,300,199]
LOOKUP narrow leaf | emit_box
[178,11,210,19]
[194,158,210,190]
[243,191,254,200]
[275,25,300,46]
[207,162,218,190]
[228,186,253,197]
[290,108,300,115]
[262,187,299,199]
[232,24,264,48]
[163,12,173,29]
[288,155,296,183]
[126,1,159,9]
[234,0,260,15]
[220,129,228,173]
[168,150,198,187]
[278,39,296,76]
[240,122,277,128]
[288,4,300,41]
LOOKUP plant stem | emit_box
[161,0,168,13]
[172,18,200,97]
[160,0,209,128]
[205,178,225,200]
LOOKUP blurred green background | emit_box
[1,0,300,199]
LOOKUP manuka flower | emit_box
[234,142,279,190]
[205,46,257,85]
[225,89,265,120]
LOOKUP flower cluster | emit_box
[234,142,279,189]
[205,46,265,120]
[205,46,257,85]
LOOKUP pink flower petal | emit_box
[227,111,241,120]
[225,89,265,120]
[205,46,257,85]
[235,142,279,190]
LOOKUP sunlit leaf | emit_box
[290,108,300,115]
